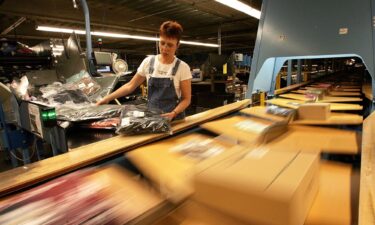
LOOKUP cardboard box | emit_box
[194,149,319,225]
[297,103,330,120]
[126,133,238,203]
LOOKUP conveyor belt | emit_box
[0,99,251,197]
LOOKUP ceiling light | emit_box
[36,26,219,48]
[215,0,261,19]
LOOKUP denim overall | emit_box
[147,56,185,120]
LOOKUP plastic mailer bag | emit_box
[56,104,123,122]
[116,105,171,135]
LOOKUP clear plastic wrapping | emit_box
[66,70,101,96]
[116,105,171,135]
[56,104,123,122]
[38,70,100,106]
[39,82,91,106]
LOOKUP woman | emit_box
[97,21,192,120]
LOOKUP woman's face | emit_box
[159,35,179,58]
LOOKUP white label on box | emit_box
[246,147,269,159]
[234,120,269,133]
[78,83,85,88]
[121,117,130,126]
[87,82,94,88]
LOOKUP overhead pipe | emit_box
[73,0,96,75]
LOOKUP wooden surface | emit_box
[308,85,360,89]
[240,106,363,125]
[292,112,363,125]
[305,161,359,225]
[334,88,361,92]
[265,125,360,154]
[274,81,311,95]
[359,112,375,225]
[362,83,372,100]
[266,98,363,111]
[292,90,361,96]
[0,99,251,197]
[279,93,362,103]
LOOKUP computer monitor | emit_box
[94,52,113,66]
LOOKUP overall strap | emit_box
[171,59,181,76]
[148,56,156,74]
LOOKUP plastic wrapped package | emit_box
[116,105,171,135]
[0,169,126,225]
[51,89,90,105]
[266,105,296,117]
[66,70,101,96]
[56,104,123,122]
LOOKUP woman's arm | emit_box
[96,74,146,105]
[162,79,192,119]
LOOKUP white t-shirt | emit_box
[137,55,192,98]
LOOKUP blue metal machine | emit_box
[248,0,375,100]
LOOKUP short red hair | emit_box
[159,21,183,43]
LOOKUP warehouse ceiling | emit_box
[0,0,262,56]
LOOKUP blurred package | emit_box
[297,103,330,120]
[56,104,123,122]
[193,149,319,225]
[200,116,287,146]
[127,134,237,203]
[0,165,165,225]
[266,105,295,117]
[305,89,325,101]
[116,105,170,135]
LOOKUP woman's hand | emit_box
[96,97,110,106]
[161,111,177,120]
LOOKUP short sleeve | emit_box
[136,56,152,77]
[178,61,192,81]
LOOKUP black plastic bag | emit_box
[116,105,171,135]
